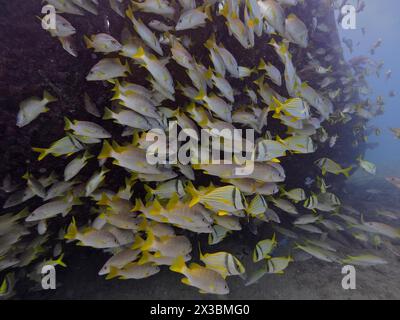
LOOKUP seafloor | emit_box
[21,172,400,299]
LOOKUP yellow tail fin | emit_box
[141,230,155,251]
[43,90,57,103]
[131,234,145,250]
[54,254,67,267]
[170,256,186,274]
[194,89,206,101]
[186,182,201,207]
[133,47,145,59]
[83,35,93,49]
[98,140,114,160]
[103,107,115,120]
[32,147,49,161]
[341,166,353,178]
[105,266,120,280]
[65,218,78,240]
[64,117,74,131]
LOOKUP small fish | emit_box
[199,248,245,278]
[258,59,282,86]
[64,118,111,139]
[33,134,84,160]
[295,244,335,262]
[267,256,293,274]
[84,33,122,53]
[386,176,400,189]
[315,158,352,177]
[134,231,192,258]
[25,194,80,222]
[357,157,376,175]
[208,225,230,245]
[194,90,232,122]
[342,254,387,266]
[285,14,308,48]
[65,218,120,248]
[17,91,57,127]
[46,0,84,15]
[187,183,246,215]
[23,173,46,198]
[47,14,76,37]
[270,197,298,215]
[258,0,285,35]
[126,7,163,55]
[71,0,98,15]
[98,141,163,175]
[170,256,229,295]
[175,5,212,31]
[253,234,277,262]
[390,128,400,139]
[281,188,306,202]
[85,167,109,196]
[144,179,185,200]
[132,47,174,94]
[86,58,130,81]
[148,20,173,32]
[83,92,100,117]
[64,151,93,181]
[293,214,320,225]
[131,0,176,18]
[106,262,160,279]
[98,248,141,275]
[245,263,268,286]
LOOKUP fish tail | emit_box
[102,107,114,120]
[97,192,110,206]
[83,35,92,49]
[65,218,78,240]
[54,253,67,267]
[170,256,187,274]
[204,34,216,50]
[138,217,147,231]
[15,207,30,220]
[131,234,145,250]
[125,5,135,21]
[258,58,267,70]
[137,251,150,265]
[124,59,132,74]
[204,4,213,21]
[253,76,264,87]
[220,1,229,18]
[98,140,114,160]
[194,89,206,101]
[204,67,213,80]
[143,184,154,195]
[43,90,57,103]
[186,182,201,207]
[32,147,49,161]
[271,97,284,116]
[132,198,143,212]
[141,230,155,251]
[64,117,73,131]
[133,46,145,59]
[105,266,119,280]
[341,166,353,178]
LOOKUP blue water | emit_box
[339,0,400,175]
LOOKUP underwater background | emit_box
[0,0,399,300]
